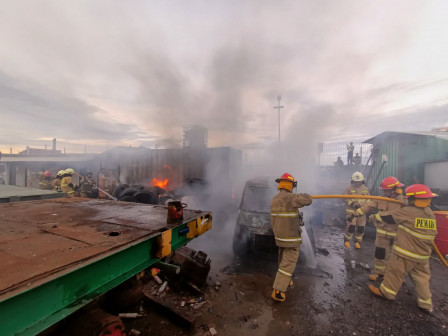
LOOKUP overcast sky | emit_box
[1,0,448,154]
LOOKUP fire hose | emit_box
[311,194,403,204]
[312,194,448,268]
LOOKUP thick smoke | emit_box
[2,0,447,155]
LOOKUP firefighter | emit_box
[80,172,98,198]
[61,168,76,197]
[352,176,405,280]
[38,171,53,190]
[52,170,65,191]
[369,184,438,313]
[344,171,370,249]
[271,173,313,302]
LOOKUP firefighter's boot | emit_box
[344,241,350,249]
[368,284,385,298]
[272,289,286,302]
[368,273,382,281]
[355,242,361,249]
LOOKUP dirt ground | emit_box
[123,214,448,336]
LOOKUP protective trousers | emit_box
[373,235,394,276]
[379,254,432,311]
[344,215,366,242]
[273,247,299,292]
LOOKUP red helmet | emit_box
[43,171,51,177]
[405,184,438,199]
[275,173,297,187]
[380,176,404,190]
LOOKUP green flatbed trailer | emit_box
[0,198,212,336]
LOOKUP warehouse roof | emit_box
[363,131,448,145]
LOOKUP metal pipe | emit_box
[155,261,181,275]
[311,194,403,204]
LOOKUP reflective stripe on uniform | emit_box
[344,234,352,240]
[393,245,430,260]
[271,212,298,217]
[278,268,292,277]
[380,283,397,296]
[374,265,386,270]
[374,213,383,223]
[346,209,354,213]
[275,237,302,243]
[376,228,396,237]
[418,297,432,305]
[356,208,364,215]
[398,225,435,240]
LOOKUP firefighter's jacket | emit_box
[52,178,61,191]
[270,190,312,248]
[356,194,404,239]
[344,184,369,214]
[38,176,52,190]
[386,206,437,263]
[61,176,75,195]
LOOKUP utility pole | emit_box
[273,95,284,142]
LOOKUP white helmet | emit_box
[352,171,364,182]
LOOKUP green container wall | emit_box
[368,137,399,195]
[401,136,448,186]
[367,134,448,195]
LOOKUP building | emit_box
[363,131,448,195]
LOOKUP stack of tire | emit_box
[113,184,163,205]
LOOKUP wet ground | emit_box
[123,217,448,336]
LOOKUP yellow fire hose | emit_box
[311,194,403,204]
[312,194,448,269]
[433,241,448,268]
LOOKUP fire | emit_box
[152,178,169,189]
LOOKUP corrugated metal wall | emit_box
[367,137,399,195]
[367,134,448,195]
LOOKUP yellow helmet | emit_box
[352,171,364,182]
[57,170,65,177]
[65,168,75,175]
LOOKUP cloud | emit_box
[0,0,447,153]
[0,72,139,145]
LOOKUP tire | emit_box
[112,184,129,199]
[134,190,158,204]
[119,195,136,202]
[119,187,140,199]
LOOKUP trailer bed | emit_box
[0,198,212,335]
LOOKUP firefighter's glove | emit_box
[68,183,74,188]
[352,202,361,209]
[346,213,355,222]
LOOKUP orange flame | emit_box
[152,178,169,189]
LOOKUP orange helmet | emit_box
[43,171,51,177]
[380,176,404,190]
[405,184,438,199]
[275,173,298,188]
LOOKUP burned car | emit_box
[232,176,278,255]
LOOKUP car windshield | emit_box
[240,184,276,213]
